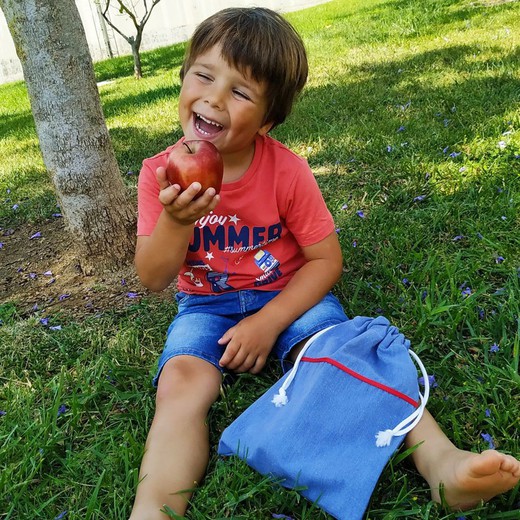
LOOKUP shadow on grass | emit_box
[280,42,520,169]
[108,124,183,174]
[100,84,181,119]
[94,42,186,83]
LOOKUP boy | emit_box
[132,7,520,519]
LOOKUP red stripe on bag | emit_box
[301,356,420,407]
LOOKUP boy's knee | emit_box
[155,356,221,407]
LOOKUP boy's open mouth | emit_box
[195,113,223,136]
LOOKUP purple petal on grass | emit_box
[402,278,410,286]
[335,227,341,234]
[461,287,472,297]
[54,511,68,520]
[121,278,127,286]
[356,210,365,218]
[352,240,357,248]
[386,145,393,152]
[0,243,4,249]
[12,204,19,210]
[30,232,42,239]
[49,325,62,331]
[452,235,464,241]
[495,256,505,264]
[449,151,461,158]
[52,213,63,218]
[419,375,438,388]
[485,409,491,417]
[40,318,49,326]
[341,203,348,210]
[421,290,428,301]
[476,232,483,239]
[126,292,139,298]
[58,294,70,301]
[481,433,495,449]
[43,270,52,276]
[0,411,6,417]
[490,343,500,353]
[397,125,406,132]
[57,405,68,417]
[272,515,294,520]
[443,146,450,154]
[29,272,37,279]
[413,195,425,202]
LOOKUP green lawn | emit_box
[1,0,519,518]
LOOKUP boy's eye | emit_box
[233,89,251,101]
[195,72,212,82]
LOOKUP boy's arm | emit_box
[135,166,220,292]
[218,230,343,373]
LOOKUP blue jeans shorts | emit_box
[152,290,348,386]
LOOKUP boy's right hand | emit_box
[156,166,220,226]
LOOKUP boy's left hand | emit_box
[218,314,280,374]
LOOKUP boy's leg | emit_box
[406,409,520,510]
[130,355,222,520]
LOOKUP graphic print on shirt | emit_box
[253,249,282,287]
[182,211,283,291]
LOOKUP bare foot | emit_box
[428,449,520,510]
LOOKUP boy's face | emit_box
[178,44,272,163]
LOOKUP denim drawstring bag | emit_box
[218,316,430,520]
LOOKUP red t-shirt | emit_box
[137,134,335,294]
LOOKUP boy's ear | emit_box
[258,121,274,136]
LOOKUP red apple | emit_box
[166,140,223,199]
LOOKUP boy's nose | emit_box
[204,88,224,110]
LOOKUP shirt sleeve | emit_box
[137,157,164,236]
[282,160,336,247]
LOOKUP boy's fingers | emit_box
[218,327,234,345]
[219,341,239,367]
[249,356,266,374]
[156,166,171,190]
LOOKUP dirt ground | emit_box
[0,217,168,319]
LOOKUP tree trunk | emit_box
[0,0,136,273]
[131,40,142,79]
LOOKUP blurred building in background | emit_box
[0,0,328,84]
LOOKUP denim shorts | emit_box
[152,290,348,386]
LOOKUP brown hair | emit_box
[180,7,308,129]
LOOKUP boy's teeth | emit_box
[195,114,223,135]
[197,114,222,128]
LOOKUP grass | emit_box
[1,0,519,518]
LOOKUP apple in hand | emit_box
[166,140,224,199]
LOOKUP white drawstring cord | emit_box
[271,325,337,407]
[270,325,430,448]
[375,349,430,447]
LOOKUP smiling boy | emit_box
[131,7,520,519]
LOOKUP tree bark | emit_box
[0,0,136,273]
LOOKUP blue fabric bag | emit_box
[218,316,430,520]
